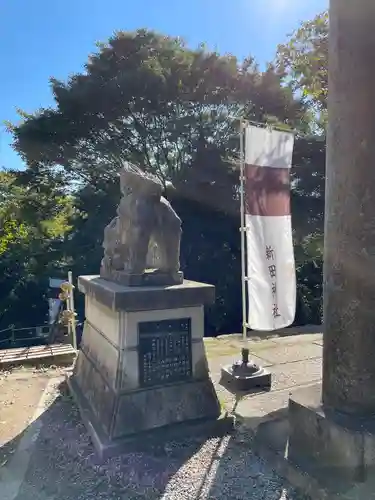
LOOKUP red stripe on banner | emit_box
[244,164,291,216]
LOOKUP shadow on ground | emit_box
[1,380,307,500]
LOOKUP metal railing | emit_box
[0,325,51,349]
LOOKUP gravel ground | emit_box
[12,381,309,500]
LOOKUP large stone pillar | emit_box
[322,0,375,415]
[287,1,375,483]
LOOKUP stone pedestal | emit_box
[287,0,375,485]
[68,276,228,458]
[289,385,375,484]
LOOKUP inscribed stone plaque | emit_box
[138,318,192,387]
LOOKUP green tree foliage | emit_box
[275,12,329,321]
[276,11,328,127]
[10,30,303,186]
[3,28,326,334]
[0,170,73,329]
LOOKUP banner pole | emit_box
[239,120,247,342]
[68,271,77,351]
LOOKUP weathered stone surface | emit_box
[70,276,224,458]
[323,0,375,415]
[80,321,120,389]
[84,295,121,346]
[273,2,375,491]
[78,276,215,311]
[70,341,223,456]
[72,351,116,435]
[288,385,375,483]
[112,380,220,438]
[100,162,182,286]
[84,292,205,351]
[192,340,210,379]
[68,369,233,461]
[71,349,220,442]
[118,349,140,391]
[100,268,183,287]
[77,294,210,393]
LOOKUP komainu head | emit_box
[120,161,163,198]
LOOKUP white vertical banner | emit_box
[244,125,296,330]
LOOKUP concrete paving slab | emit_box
[234,384,318,431]
[263,358,322,392]
[204,338,279,358]
[255,343,322,365]
[269,334,322,346]
[204,334,323,362]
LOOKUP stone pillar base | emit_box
[288,385,375,483]
[69,276,233,459]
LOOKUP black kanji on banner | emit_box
[265,246,280,320]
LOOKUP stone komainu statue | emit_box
[100,162,183,286]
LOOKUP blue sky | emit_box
[0,0,327,170]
